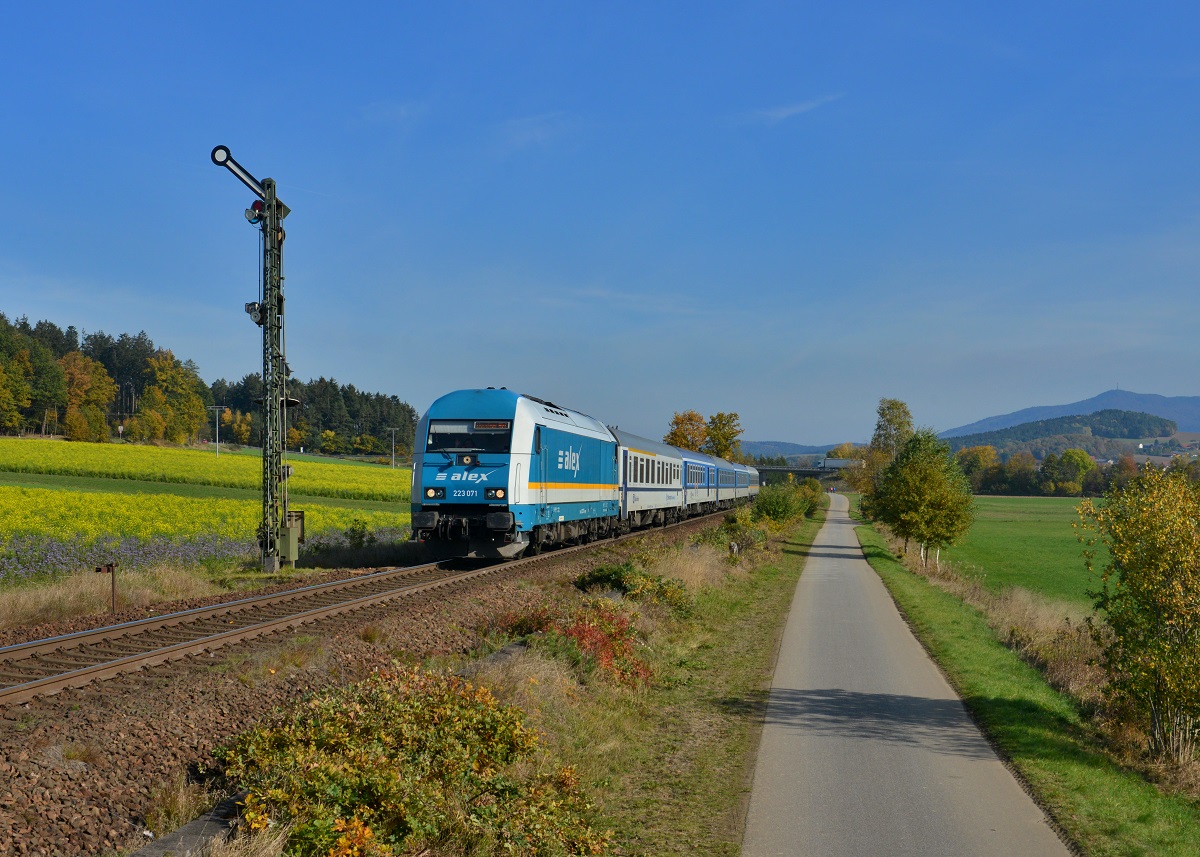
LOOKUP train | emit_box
[409,388,760,558]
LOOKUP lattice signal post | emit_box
[210,146,300,572]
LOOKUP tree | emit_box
[59,352,117,442]
[873,428,974,567]
[827,441,864,460]
[1078,467,1200,761]
[663,410,707,451]
[143,350,205,443]
[871,398,914,460]
[702,412,742,460]
[955,445,997,490]
[0,364,18,433]
[851,398,915,513]
[0,350,33,434]
[1004,452,1039,495]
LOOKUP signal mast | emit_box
[210,146,301,572]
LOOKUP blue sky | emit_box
[3,3,1198,443]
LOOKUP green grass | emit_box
[857,524,1200,857]
[475,507,830,855]
[943,496,1096,608]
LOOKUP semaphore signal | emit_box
[210,145,301,572]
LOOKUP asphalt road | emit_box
[740,493,1070,857]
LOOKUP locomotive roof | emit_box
[423,388,612,437]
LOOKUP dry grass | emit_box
[358,623,388,645]
[470,649,584,734]
[208,824,292,857]
[61,741,105,766]
[888,538,1105,706]
[649,543,729,592]
[0,564,224,630]
[218,635,329,687]
[144,771,215,836]
[896,540,1200,799]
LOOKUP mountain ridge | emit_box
[940,390,1200,437]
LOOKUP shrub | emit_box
[693,508,767,561]
[575,562,692,615]
[539,599,653,687]
[1078,466,1200,762]
[752,482,823,525]
[218,667,610,856]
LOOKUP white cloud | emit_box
[748,93,845,125]
[495,112,576,153]
[360,100,425,127]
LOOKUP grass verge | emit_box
[855,523,1200,857]
[476,505,828,855]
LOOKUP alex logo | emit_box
[435,471,495,483]
[558,447,581,476]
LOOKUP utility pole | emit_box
[211,145,300,572]
[207,405,224,457]
[387,427,402,469]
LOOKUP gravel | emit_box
[0,524,708,856]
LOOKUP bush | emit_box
[218,667,610,856]
[575,562,692,615]
[752,482,822,525]
[497,597,654,687]
[539,599,653,687]
[693,508,768,561]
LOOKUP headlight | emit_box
[485,488,506,500]
[425,487,445,499]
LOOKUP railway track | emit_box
[0,513,721,707]
[0,560,515,706]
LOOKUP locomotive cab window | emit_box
[426,420,512,454]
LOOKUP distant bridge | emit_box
[754,465,846,484]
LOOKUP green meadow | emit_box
[943,496,1098,608]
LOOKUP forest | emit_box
[0,313,417,457]
[943,409,1176,459]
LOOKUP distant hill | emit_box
[941,390,1200,437]
[944,409,1177,460]
[742,440,835,459]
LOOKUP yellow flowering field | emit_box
[0,485,408,545]
[0,438,411,502]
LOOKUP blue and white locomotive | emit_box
[410,388,759,558]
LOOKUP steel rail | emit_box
[0,562,506,706]
[0,509,726,706]
[0,562,445,661]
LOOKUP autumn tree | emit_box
[58,352,117,442]
[703,412,743,460]
[1078,467,1200,761]
[664,410,707,451]
[0,350,33,434]
[826,441,864,460]
[873,428,974,567]
[0,364,19,433]
[221,408,253,445]
[871,398,914,460]
[141,350,205,443]
[955,445,997,492]
[851,397,915,512]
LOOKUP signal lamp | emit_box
[425,487,445,499]
[486,488,506,500]
[245,199,264,225]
